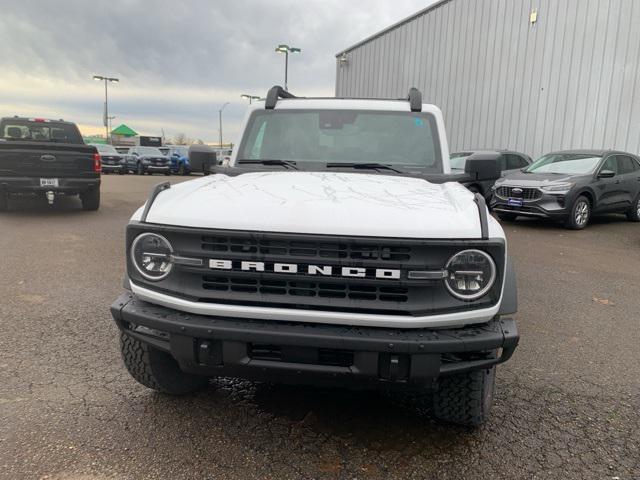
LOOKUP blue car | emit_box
[165,145,191,175]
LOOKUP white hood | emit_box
[135,172,502,239]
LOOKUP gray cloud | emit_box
[1,0,432,142]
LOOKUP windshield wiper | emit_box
[237,159,298,170]
[326,162,403,174]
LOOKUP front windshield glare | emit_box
[238,109,443,172]
[526,154,603,175]
[96,144,117,154]
[137,147,162,155]
[449,153,472,169]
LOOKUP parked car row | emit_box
[91,144,222,176]
[452,149,640,229]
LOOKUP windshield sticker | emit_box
[414,118,425,127]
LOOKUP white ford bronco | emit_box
[111,86,519,426]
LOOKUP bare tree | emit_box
[172,133,191,145]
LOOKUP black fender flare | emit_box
[498,255,518,315]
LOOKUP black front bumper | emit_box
[111,293,519,389]
[490,195,570,219]
[102,164,125,172]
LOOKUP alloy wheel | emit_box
[575,201,589,226]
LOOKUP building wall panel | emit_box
[336,0,640,158]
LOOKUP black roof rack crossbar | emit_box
[407,87,422,112]
[265,86,296,109]
[140,181,171,223]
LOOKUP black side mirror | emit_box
[598,169,615,178]
[465,152,502,181]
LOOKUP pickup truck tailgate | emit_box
[0,142,97,177]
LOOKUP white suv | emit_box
[111,86,519,426]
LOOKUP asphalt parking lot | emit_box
[1,175,639,480]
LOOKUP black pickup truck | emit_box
[0,116,101,211]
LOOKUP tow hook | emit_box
[46,191,55,204]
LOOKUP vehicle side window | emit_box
[618,156,637,174]
[506,154,528,170]
[600,156,619,175]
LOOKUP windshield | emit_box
[237,109,443,172]
[172,147,188,156]
[526,153,602,175]
[135,147,163,155]
[93,144,118,154]
[450,152,472,169]
[0,119,83,143]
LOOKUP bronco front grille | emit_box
[202,275,409,302]
[127,225,506,316]
[496,186,542,200]
[202,236,412,261]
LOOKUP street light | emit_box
[240,94,260,104]
[93,75,119,144]
[107,116,116,141]
[275,44,301,91]
[218,102,230,149]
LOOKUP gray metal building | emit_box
[335,0,640,159]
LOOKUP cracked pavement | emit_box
[1,175,639,479]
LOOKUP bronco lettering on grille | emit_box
[208,259,401,280]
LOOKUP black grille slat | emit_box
[249,344,353,367]
[496,186,542,200]
[202,276,409,303]
[201,236,412,261]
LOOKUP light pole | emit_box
[218,102,230,149]
[240,94,260,104]
[107,116,116,142]
[275,44,301,91]
[93,75,119,144]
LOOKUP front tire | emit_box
[565,195,591,229]
[80,189,100,211]
[137,163,144,175]
[178,163,185,176]
[433,367,496,427]
[0,193,8,211]
[120,333,208,395]
[627,195,640,222]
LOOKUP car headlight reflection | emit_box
[131,233,173,281]
[540,182,573,193]
[445,249,497,301]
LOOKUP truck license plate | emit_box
[40,178,59,187]
[507,198,523,207]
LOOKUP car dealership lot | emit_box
[1,175,639,480]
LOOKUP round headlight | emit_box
[131,233,173,281]
[444,249,496,301]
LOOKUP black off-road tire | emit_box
[433,367,496,427]
[119,333,208,395]
[137,162,144,175]
[80,189,100,211]
[564,195,591,230]
[119,168,126,175]
[497,212,517,222]
[0,193,8,211]
[627,195,640,222]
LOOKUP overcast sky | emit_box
[0,0,434,144]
